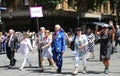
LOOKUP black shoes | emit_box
[114,51,118,53]
[57,69,61,73]
[29,64,32,68]
[40,66,44,72]
[8,65,15,69]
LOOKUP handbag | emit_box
[70,35,76,51]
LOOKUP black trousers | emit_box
[6,47,16,66]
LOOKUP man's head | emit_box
[40,27,45,33]
[9,29,14,35]
[55,24,61,32]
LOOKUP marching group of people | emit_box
[0,23,120,75]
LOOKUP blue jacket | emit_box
[52,31,66,53]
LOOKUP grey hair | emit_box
[9,29,14,33]
[40,27,45,30]
[55,24,61,29]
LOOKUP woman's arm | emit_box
[27,38,33,51]
[109,25,116,43]
[78,35,88,49]
[109,30,115,43]
[41,37,52,49]
[64,32,71,43]
[111,33,115,43]
[95,26,102,36]
[111,25,116,33]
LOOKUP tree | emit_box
[33,0,60,9]
[33,0,119,14]
[75,0,109,12]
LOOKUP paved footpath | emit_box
[0,44,120,76]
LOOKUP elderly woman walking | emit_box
[40,30,55,72]
[71,28,88,75]
[18,32,33,70]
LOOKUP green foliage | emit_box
[117,0,120,11]
[76,0,116,12]
[34,0,118,12]
[87,0,108,11]
[34,0,60,9]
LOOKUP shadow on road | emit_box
[27,68,73,75]
[87,71,103,74]
[0,65,9,69]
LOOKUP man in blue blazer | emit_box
[52,24,66,73]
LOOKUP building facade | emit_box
[0,0,118,32]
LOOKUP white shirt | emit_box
[18,38,32,55]
[8,34,13,47]
[74,35,88,52]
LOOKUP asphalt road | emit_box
[0,44,120,76]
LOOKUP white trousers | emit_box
[20,53,31,69]
[74,51,87,68]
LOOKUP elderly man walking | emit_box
[6,29,18,68]
[38,27,51,70]
[52,24,66,73]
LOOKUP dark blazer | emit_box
[7,34,18,51]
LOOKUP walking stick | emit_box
[36,17,42,68]
[38,34,43,68]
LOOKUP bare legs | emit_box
[41,57,55,72]
[87,48,95,60]
[101,58,110,74]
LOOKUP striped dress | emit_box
[86,33,95,52]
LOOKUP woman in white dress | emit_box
[18,32,33,70]
[40,30,55,72]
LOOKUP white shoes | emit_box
[51,66,55,69]
[83,70,86,74]
[19,67,23,71]
[72,68,78,75]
